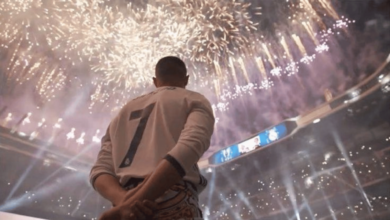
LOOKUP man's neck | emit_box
[158,85,185,89]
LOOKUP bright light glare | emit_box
[313,118,321,124]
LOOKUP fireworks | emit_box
[300,54,316,65]
[270,67,283,77]
[163,0,259,64]
[1,0,260,104]
[285,62,300,77]
[315,43,330,53]
[260,78,274,90]
[52,0,192,89]
[1,0,343,102]
[0,0,353,147]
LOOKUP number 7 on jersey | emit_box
[119,103,156,168]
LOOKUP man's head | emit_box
[153,56,189,88]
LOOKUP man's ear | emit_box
[153,77,158,88]
[184,75,189,87]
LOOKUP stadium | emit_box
[1,0,390,220]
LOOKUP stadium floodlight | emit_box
[43,159,51,167]
[324,152,333,161]
[382,81,390,93]
[92,129,101,143]
[18,132,27,137]
[66,128,76,140]
[350,89,360,98]
[21,113,32,125]
[53,118,63,129]
[64,166,78,172]
[313,118,321,124]
[380,73,390,93]
[304,177,313,188]
[346,89,361,103]
[76,132,86,145]
[29,131,38,140]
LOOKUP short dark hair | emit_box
[155,56,187,82]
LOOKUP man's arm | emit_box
[90,125,125,206]
[122,158,182,204]
[122,94,215,204]
[94,174,126,206]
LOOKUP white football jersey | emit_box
[90,86,215,194]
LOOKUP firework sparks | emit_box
[1,0,342,105]
[0,0,351,147]
[168,0,258,64]
[315,43,330,53]
[286,62,300,76]
[271,67,283,77]
[260,78,274,90]
[300,54,316,65]
[334,19,349,29]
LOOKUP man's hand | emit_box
[122,159,183,204]
[120,174,151,205]
[99,175,158,220]
[99,200,158,220]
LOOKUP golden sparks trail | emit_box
[229,57,239,86]
[292,34,308,55]
[302,21,319,45]
[255,57,267,79]
[280,37,293,62]
[238,57,251,84]
[318,0,340,19]
[262,44,276,69]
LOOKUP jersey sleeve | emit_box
[166,94,215,176]
[89,125,117,189]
